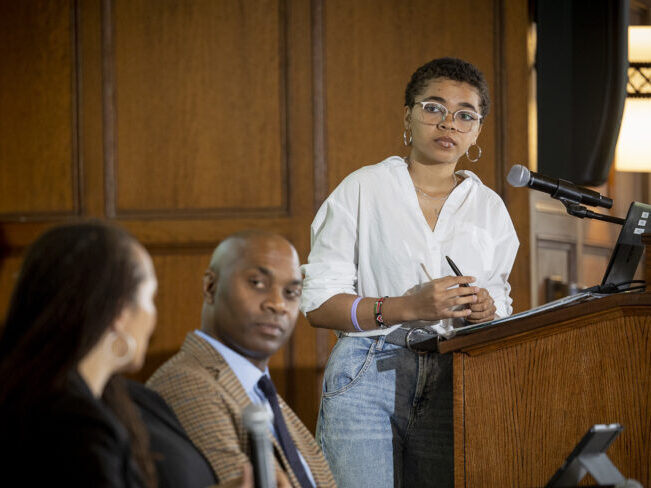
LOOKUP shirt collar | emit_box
[194,330,269,401]
[455,169,481,183]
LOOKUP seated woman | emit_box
[0,221,160,487]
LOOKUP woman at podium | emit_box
[300,57,519,487]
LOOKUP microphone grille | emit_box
[507,164,530,187]
[242,403,272,435]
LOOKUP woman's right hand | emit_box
[407,275,478,321]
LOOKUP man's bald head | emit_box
[201,230,302,370]
[207,230,297,276]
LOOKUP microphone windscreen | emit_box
[507,164,530,187]
[243,403,271,434]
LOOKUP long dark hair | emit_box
[0,221,156,487]
[0,221,143,403]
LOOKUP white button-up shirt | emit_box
[300,156,519,337]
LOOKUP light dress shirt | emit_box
[194,330,315,487]
[300,156,519,337]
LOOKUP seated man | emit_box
[147,231,334,488]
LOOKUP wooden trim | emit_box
[71,0,83,216]
[101,0,116,218]
[0,211,82,222]
[0,217,307,255]
[279,0,290,218]
[536,233,577,245]
[311,0,327,212]
[110,207,290,220]
[492,0,506,198]
[276,0,294,389]
[144,244,218,255]
[311,0,332,375]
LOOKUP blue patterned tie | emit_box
[257,375,312,488]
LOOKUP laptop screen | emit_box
[601,201,651,290]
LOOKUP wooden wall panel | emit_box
[536,238,575,304]
[0,0,78,218]
[323,0,497,192]
[138,250,212,380]
[0,0,532,433]
[501,0,531,312]
[110,0,287,216]
[582,246,611,288]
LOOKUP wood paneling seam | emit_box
[279,0,290,218]
[72,0,83,216]
[493,0,506,199]
[311,0,327,213]
[101,0,115,219]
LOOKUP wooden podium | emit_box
[440,237,651,487]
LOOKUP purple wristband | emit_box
[350,296,363,332]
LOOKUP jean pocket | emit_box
[322,337,377,398]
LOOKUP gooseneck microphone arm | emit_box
[560,200,626,225]
[507,164,626,225]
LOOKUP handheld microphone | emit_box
[242,403,276,488]
[507,164,613,209]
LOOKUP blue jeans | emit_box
[316,335,453,488]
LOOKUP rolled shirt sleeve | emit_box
[301,177,360,314]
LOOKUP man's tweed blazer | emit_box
[147,332,335,487]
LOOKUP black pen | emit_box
[445,255,470,287]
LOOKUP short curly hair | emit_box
[404,57,490,119]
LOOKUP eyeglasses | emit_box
[412,101,482,133]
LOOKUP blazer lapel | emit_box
[184,333,335,486]
[182,333,251,408]
[183,333,309,487]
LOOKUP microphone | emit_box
[507,164,613,209]
[242,404,276,488]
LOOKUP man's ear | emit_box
[203,269,217,304]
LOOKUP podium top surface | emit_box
[438,291,651,354]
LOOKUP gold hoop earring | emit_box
[403,130,412,146]
[466,143,482,163]
[106,330,136,369]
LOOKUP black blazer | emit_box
[0,373,143,487]
[127,380,218,488]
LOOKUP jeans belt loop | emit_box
[376,334,386,351]
[405,327,430,355]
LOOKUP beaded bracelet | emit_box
[374,296,388,328]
